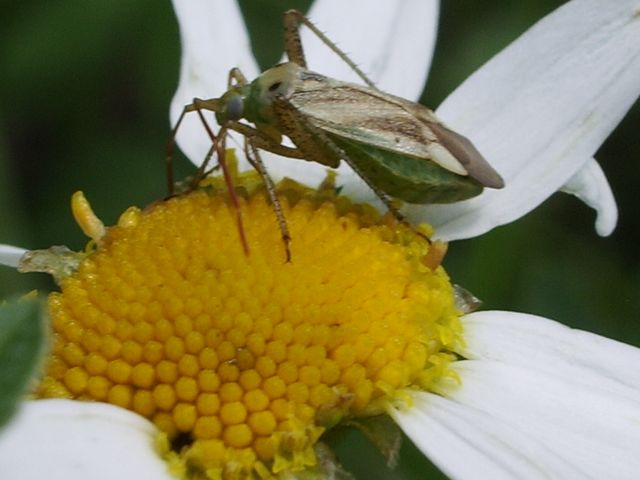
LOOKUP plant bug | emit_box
[169,9,504,259]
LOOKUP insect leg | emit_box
[277,99,431,243]
[323,138,410,225]
[331,143,430,242]
[228,68,248,88]
[165,97,225,195]
[282,10,307,68]
[244,139,292,263]
[188,143,217,191]
[225,121,307,159]
[188,105,250,256]
[338,152,432,243]
[166,105,193,196]
[283,9,376,88]
[166,98,251,256]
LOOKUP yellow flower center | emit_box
[38,179,461,479]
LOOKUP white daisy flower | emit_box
[1,0,639,479]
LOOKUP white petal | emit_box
[300,0,438,99]
[390,391,586,480]
[392,311,640,479]
[0,244,27,268]
[413,0,640,241]
[0,399,173,480]
[170,0,260,167]
[436,360,640,480]
[460,310,640,398]
[561,158,618,236]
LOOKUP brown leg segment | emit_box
[244,139,292,263]
[228,68,248,88]
[283,9,376,88]
[276,97,432,244]
[165,97,222,196]
[225,121,307,159]
[166,104,195,196]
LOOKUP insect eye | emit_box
[226,95,244,120]
[268,81,283,93]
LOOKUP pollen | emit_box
[38,180,461,479]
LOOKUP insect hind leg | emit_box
[278,97,431,244]
[283,9,376,88]
[333,145,433,245]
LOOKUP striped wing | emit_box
[286,76,503,188]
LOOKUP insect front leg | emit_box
[167,99,250,256]
[243,139,292,263]
[283,10,376,88]
[165,97,225,195]
[225,121,307,160]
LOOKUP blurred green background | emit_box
[1,1,638,478]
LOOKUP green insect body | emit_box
[331,137,483,204]
[214,60,503,204]
[170,10,504,259]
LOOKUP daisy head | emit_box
[1,1,639,479]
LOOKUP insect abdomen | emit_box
[331,135,483,204]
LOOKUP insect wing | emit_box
[288,76,503,188]
[288,80,449,166]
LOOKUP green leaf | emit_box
[0,297,48,429]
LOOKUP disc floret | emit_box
[38,180,461,478]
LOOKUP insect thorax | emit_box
[241,63,304,124]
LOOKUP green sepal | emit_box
[286,442,355,480]
[343,415,403,469]
[17,245,83,285]
[0,296,49,429]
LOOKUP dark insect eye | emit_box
[268,81,282,92]
[226,95,244,120]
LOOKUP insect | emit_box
[168,9,504,259]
